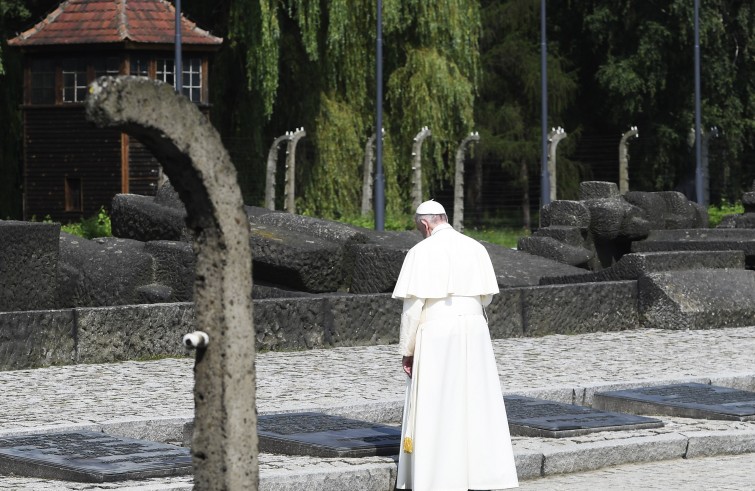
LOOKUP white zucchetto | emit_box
[415,199,446,215]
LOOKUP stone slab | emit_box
[580,377,712,406]
[516,236,593,267]
[521,280,639,335]
[0,309,75,370]
[593,383,755,421]
[0,431,191,482]
[638,269,755,330]
[487,288,524,338]
[253,294,401,351]
[540,250,745,285]
[685,430,755,458]
[345,230,419,294]
[504,395,663,438]
[541,433,688,476]
[256,413,401,458]
[258,462,397,491]
[58,235,156,308]
[254,212,369,246]
[144,240,196,302]
[631,228,755,266]
[514,451,545,480]
[248,222,345,293]
[0,220,60,312]
[486,242,589,288]
[75,303,195,364]
[110,194,187,242]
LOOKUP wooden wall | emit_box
[24,106,124,222]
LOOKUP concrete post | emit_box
[86,76,258,490]
[264,132,293,210]
[547,127,567,202]
[688,126,717,205]
[452,131,479,232]
[361,128,383,216]
[411,126,432,211]
[284,127,306,214]
[701,127,718,207]
[618,126,639,194]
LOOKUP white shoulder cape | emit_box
[392,226,499,299]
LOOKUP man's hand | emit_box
[402,356,414,377]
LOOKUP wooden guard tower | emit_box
[8,0,222,221]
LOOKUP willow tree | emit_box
[226,0,482,219]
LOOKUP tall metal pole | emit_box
[540,0,550,210]
[694,0,703,205]
[174,0,183,95]
[374,0,385,230]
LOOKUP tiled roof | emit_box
[8,0,222,47]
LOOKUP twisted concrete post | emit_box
[361,128,384,216]
[452,131,479,232]
[86,76,258,490]
[619,126,639,194]
[265,132,293,210]
[701,126,718,207]
[284,127,306,214]
[411,126,432,211]
[547,127,567,202]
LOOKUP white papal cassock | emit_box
[393,222,518,491]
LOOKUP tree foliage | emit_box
[475,0,579,209]
[553,0,755,199]
[1,0,754,222]
[0,0,30,218]
[224,0,481,218]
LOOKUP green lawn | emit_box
[464,227,530,249]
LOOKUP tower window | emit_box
[30,59,55,104]
[62,59,88,103]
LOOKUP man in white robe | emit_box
[393,200,518,491]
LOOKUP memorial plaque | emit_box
[257,412,401,457]
[0,431,191,482]
[504,395,664,438]
[593,383,755,421]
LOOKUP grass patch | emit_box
[465,227,530,248]
[337,213,530,248]
[707,201,743,227]
[336,213,415,231]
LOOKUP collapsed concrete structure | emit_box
[4,174,755,371]
[4,149,755,369]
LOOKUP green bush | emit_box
[707,201,743,228]
[58,207,112,239]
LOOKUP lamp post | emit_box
[374,0,385,231]
[174,0,183,95]
[540,0,550,210]
[694,0,703,205]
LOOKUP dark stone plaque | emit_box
[0,431,191,482]
[257,412,401,457]
[504,395,664,438]
[593,383,755,421]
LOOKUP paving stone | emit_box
[519,452,755,489]
[3,327,755,488]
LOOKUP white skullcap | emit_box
[415,199,446,215]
